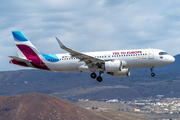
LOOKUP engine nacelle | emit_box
[107,68,130,77]
[105,60,122,72]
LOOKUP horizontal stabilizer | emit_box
[8,56,31,63]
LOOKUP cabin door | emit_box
[148,50,154,59]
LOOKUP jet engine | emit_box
[107,68,130,77]
[104,60,127,72]
[104,60,122,72]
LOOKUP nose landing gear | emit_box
[151,73,155,77]
[150,67,155,77]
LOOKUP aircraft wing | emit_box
[55,37,104,67]
[8,56,31,63]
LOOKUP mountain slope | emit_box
[0,93,150,120]
[0,93,108,120]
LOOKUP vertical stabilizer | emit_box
[11,31,49,70]
[12,31,42,59]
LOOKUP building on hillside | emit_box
[134,109,140,112]
[106,99,118,103]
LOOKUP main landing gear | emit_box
[90,71,103,82]
[150,67,155,77]
[97,76,102,82]
[90,72,97,79]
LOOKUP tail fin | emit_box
[11,31,49,70]
[12,31,42,59]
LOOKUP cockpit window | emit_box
[159,52,168,55]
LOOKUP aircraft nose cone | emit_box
[170,56,175,63]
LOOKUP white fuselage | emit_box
[41,49,175,72]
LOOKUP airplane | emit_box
[9,31,175,82]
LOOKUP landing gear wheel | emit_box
[151,73,155,77]
[91,72,97,79]
[97,76,103,82]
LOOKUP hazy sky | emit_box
[1,0,180,71]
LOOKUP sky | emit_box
[1,0,180,71]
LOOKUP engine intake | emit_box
[105,60,122,72]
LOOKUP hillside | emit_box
[0,93,108,120]
[0,93,150,120]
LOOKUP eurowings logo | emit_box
[160,56,163,59]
